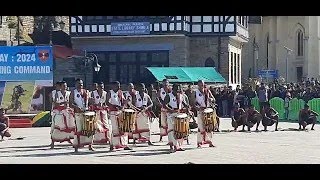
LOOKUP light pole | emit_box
[83,51,101,88]
[284,46,293,83]
[253,42,259,77]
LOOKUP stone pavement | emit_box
[0,118,320,164]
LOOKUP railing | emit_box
[251,97,320,122]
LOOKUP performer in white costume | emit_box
[163,84,189,153]
[69,79,94,152]
[158,79,171,142]
[50,81,75,149]
[124,83,138,140]
[107,81,132,151]
[130,83,154,145]
[193,80,216,148]
[90,82,113,149]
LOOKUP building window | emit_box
[86,16,104,21]
[205,57,215,67]
[297,30,304,56]
[93,51,169,85]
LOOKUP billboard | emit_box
[0,46,53,82]
[111,22,150,36]
[0,46,53,114]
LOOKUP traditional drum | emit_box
[202,108,217,133]
[174,113,189,139]
[81,111,96,137]
[119,109,136,133]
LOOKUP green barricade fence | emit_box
[307,98,320,122]
[288,98,305,122]
[251,97,260,111]
[250,97,320,122]
[269,97,285,120]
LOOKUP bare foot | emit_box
[209,144,215,148]
[176,148,185,151]
[89,146,95,151]
[148,141,154,146]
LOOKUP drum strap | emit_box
[204,89,208,107]
[117,90,123,106]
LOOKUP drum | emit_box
[81,111,96,137]
[202,108,217,133]
[119,109,136,133]
[174,113,189,139]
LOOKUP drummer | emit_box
[69,78,93,152]
[158,79,171,142]
[107,81,132,151]
[163,84,188,153]
[125,83,138,101]
[90,82,113,150]
[50,81,75,149]
[124,83,138,140]
[131,83,154,146]
[49,82,61,110]
[231,103,247,131]
[193,80,215,148]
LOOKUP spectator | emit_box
[258,83,269,112]
[284,92,292,120]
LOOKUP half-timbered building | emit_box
[70,16,249,88]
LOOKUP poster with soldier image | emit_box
[1,82,35,114]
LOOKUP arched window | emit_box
[297,30,304,56]
[205,57,215,67]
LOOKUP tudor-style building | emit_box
[70,16,249,88]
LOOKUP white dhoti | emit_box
[159,109,168,137]
[196,111,213,146]
[93,110,112,144]
[51,108,75,143]
[167,113,184,149]
[110,111,129,149]
[132,112,151,142]
[73,113,94,148]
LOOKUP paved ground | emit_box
[0,118,320,164]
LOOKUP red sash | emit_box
[53,106,67,111]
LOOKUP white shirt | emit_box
[195,89,210,108]
[109,90,124,106]
[73,89,87,109]
[168,92,183,109]
[55,91,70,104]
[160,88,167,101]
[135,92,149,108]
[92,90,107,105]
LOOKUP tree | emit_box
[5,16,23,41]
[33,16,58,33]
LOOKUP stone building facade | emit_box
[242,16,320,82]
[0,16,69,46]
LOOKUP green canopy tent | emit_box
[146,67,227,84]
